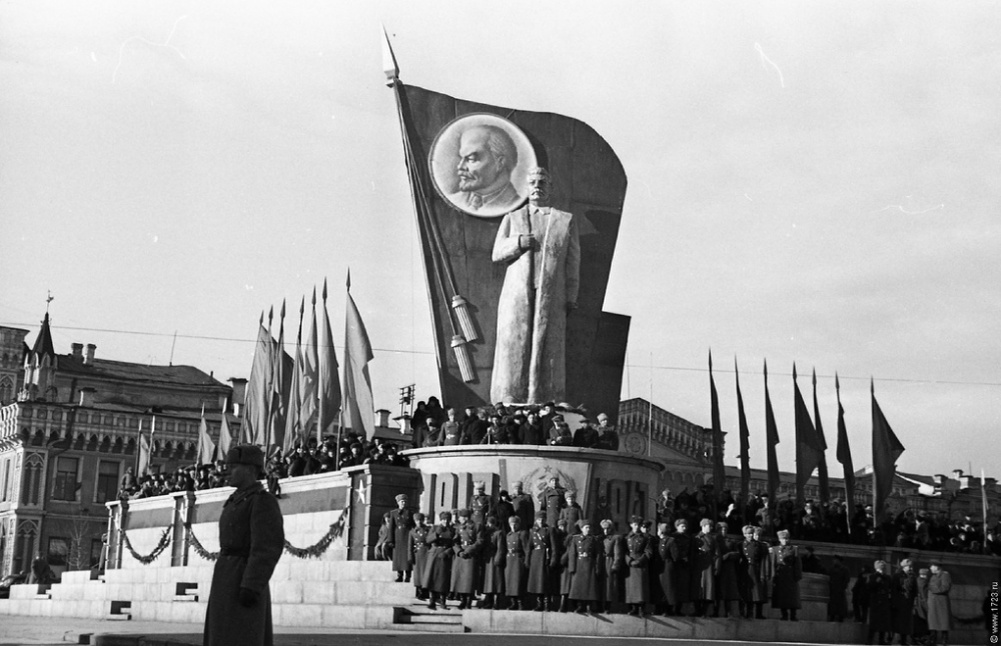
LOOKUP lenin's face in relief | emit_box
[456,127,507,193]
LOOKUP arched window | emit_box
[0,376,13,404]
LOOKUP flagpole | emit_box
[647,352,653,457]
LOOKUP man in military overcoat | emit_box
[623,515,653,616]
[388,493,415,582]
[567,519,603,613]
[527,510,556,610]
[203,445,284,646]
[767,529,803,621]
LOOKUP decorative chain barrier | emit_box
[121,526,172,565]
[183,512,347,562]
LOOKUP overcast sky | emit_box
[1,1,998,479]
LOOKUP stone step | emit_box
[390,621,466,632]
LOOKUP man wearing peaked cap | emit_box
[203,445,284,646]
[388,493,415,583]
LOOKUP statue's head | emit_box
[527,166,551,206]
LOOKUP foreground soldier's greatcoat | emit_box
[203,479,284,646]
[623,530,653,604]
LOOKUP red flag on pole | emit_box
[343,271,375,439]
[794,364,823,506]
[299,288,320,443]
[283,297,305,455]
[196,406,216,466]
[268,301,293,452]
[218,409,232,458]
[735,358,751,517]
[872,379,905,522]
[709,350,725,517]
[244,313,274,445]
[835,374,857,530]
[811,368,831,504]
[318,279,342,442]
[764,360,780,503]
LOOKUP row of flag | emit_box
[707,352,906,525]
[133,275,377,475]
[242,274,376,457]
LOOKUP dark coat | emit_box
[540,486,566,528]
[891,570,917,635]
[648,535,665,603]
[657,533,688,606]
[693,532,720,601]
[511,494,535,532]
[527,525,555,594]
[738,539,768,603]
[519,421,544,445]
[422,524,455,593]
[568,533,603,601]
[559,503,583,534]
[827,561,850,618]
[602,532,625,603]
[927,570,952,631]
[623,531,653,603]
[203,482,284,646]
[504,530,530,596]
[767,543,802,610]
[470,494,492,527]
[868,571,894,632]
[494,500,515,530]
[407,525,430,588]
[388,508,415,572]
[553,528,572,594]
[450,521,483,594]
[482,529,506,595]
[715,536,742,601]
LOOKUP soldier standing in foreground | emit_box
[203,445,284,646]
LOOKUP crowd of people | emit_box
[657,486,1001,556]
[409,397,619,450]
[117,432,410,501]
[376,477,993,645]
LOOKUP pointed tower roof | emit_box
[31,312,56,359]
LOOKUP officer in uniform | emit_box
[407,513,430,600]
[558,490,583,535]
[539,476,566,528]
[767,529,802,621]
[623,515,653,616]
[510,481,535,531]
[693,518,719,616]
[504,516,530,609]
[203,445,284,646]
[600,519,624,614]
[738,524,768,619]
[527,510,555,611]
[470,481,492,527]
[567,518,603,614]
[450,509,482,609]
[388,493,415,582]
[423,511,455,610]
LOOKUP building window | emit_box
[0,458,9,502]
[47,537,69,567]
[95,460,120,504]
[90,538,103,569]
[52,456,80,501]
[0,376,12,403]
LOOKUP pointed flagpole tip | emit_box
[346,268,352,291]
[281,299,286,317]
[812,367,817,385]
[299,295,305,314]
[835,372,840,390]
[792,363,797,380]
[323,278,328,301]
[381,24,400,86]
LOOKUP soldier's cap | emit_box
[900,558,913,567]
[776,529,791,539]
[456,508,471,518]
[700,518,713,527]
[578,518,593,528]
[918,567,930,575]
[600,519,614,529]
[564,490,576,498]
[225,444,265,469]
[438,511,452,520]
[395,494,408,503]
[630,515,644,524]
[413,512,425,521]
[674,518,688,529]
[535,510,547,519]
[473,481,485,490]
[742,525,756,534]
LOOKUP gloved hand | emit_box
[239,587,259,607]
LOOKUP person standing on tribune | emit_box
[203,445,284,646]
